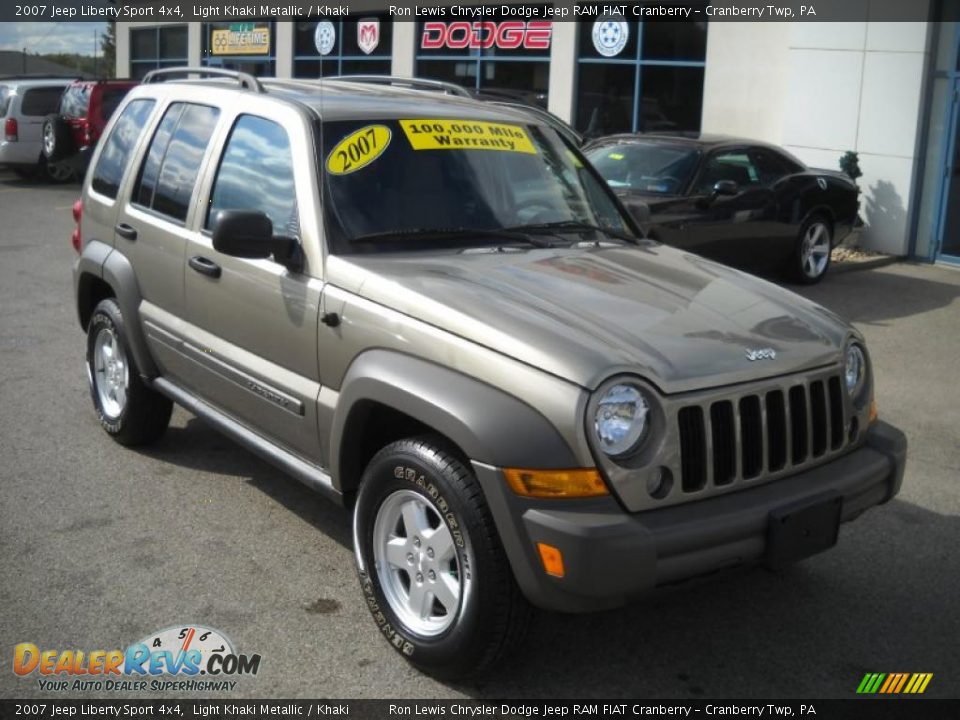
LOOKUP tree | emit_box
[100,21,116,78]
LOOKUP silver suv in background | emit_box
[0,77,74,182]
[71,69,907,679]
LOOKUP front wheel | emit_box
[789,216,832,284]
[353,437,531,679]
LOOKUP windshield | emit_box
[322,118,631,253]
[586,142,700,195]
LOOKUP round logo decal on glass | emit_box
[315,21,337,56]
[592,17,630,58]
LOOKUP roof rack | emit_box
[141,67,263,93]
[324,75,471,98]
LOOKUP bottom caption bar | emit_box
[1,700,955,720]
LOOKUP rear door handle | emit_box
[188,255,221,279]
[115,223,138,241]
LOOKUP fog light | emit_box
[646,466,673,499]
[536,542,565,578]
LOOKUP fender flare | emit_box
[329,350,579,491]
[73,241,159,379]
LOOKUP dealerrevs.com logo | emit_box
[13,625,261,692]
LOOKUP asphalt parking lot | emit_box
[0,169,957,700]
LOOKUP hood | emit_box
[326,243,850,393]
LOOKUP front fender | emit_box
[329,350,579,491]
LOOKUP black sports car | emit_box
[584,133,859,283]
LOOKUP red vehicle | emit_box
[42,79,138,176]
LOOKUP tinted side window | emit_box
[695,151,761,194]
[133,103,220,223]
[207,116,298,236]
[753,150,794,185]
[21,87,65,116]
[99,88,132,121]
[91,99,156,199]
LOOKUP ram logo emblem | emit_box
[746,347,777,361]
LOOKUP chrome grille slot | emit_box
[789,384,809,464]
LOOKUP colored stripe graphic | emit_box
[857,673,933,694]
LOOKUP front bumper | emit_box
[473,420,906,613]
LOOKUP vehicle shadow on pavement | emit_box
[450,499,959,698]
[795,264,960,326]
[143,416,353,549]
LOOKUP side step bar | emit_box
[152,377,343,506]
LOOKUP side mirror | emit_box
[212,210,303,272]
[621,197,651,225]
[712,179,739,197]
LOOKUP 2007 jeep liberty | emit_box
[72,69,907,679]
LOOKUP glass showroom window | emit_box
[202,22,276,77]
[130,26,188,79]
[293,18,393,77]
[576,18,707,138]
[415,13,552,107]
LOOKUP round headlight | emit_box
[593,383,650,457]
[845,344,866,396]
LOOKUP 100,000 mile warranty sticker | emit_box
[400,119,537,154]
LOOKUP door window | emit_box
[752,150,795,185]
[132,103,220,223]
[206,115,298,237]
[91,99,156,199]
[694,151,761,194]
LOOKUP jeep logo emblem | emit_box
[746,347,777,361]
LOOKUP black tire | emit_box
[353,437,532,679]
[38,155,74,184]
[788,214,832,284]
[42,113,74,162]
[86,298,172,446]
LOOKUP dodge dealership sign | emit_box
[420,21,553,50]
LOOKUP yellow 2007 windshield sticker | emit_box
[326,125,392,175]
[400,119,537,154]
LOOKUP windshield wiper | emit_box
[350,227,555,248]
[505,220,639,245]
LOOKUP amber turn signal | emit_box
[869,399,878,424]
[537,542,565,578]
[503,468,608,498]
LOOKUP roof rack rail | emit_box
[141,67,263,93]
[325,75,471,98]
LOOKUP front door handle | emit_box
[188,255,221,279]
[115,223,138,241]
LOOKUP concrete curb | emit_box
[831,256,903,274]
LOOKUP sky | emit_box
[0,22,108,56]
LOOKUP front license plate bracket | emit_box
[764,492,842,569]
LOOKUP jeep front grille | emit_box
[678,374,848,493]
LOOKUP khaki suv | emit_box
[72,68,907,678]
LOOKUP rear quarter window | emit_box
[21,86,66,116]
[0,86,11,116]
[91,99,156,199]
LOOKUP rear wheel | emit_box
[42,114,74,162]
[789,215,832,284]
[86,298,172,446]
[39,155,74,184]
[353,437,532,679]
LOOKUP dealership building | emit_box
[115,3,959,264]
